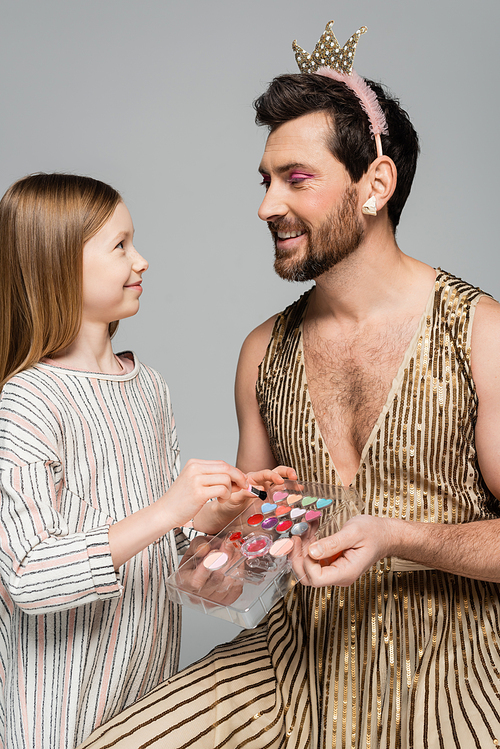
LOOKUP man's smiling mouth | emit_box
[277,230,306,239]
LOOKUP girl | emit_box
[0,173,292,748]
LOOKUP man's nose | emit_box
[258,184,288,223]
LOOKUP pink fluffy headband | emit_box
[292,21,388,158]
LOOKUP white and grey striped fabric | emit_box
[0,354,187,748]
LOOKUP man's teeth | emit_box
[277,230,305,239]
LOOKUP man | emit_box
[79,23,500,749]
[234,51,500,748]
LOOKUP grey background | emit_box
[1,0,498,669]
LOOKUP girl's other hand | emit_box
[246,465,298,493]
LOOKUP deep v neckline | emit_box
[299,274,438,487]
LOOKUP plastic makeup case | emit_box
[165,480,363,629]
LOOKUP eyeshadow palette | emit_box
[165,480,363,628]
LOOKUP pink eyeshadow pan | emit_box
[305,510,322,521]
[245,538,268,553]
[203,551,229,570]
[273,491,288,502]
[270,538,294,557]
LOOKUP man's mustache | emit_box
[268,219,308,235]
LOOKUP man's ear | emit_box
[361,156,397,213]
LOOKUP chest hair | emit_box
[303,318,417,457]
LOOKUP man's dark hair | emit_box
[254,74,419,231]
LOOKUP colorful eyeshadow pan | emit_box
[242,536,271,557]
[261,503,277,514]
[224,489,338,569]
[317,498,332,509]
[203,551,228,570]
[246,538,267,552]
[291,522,309,536]
[270,538,294,557]
[301,496,316,507]
[247,513,264,526]
[228,532,242,548]
[261,517,279,531]
[273,491,288,502]
[305,510,322,521]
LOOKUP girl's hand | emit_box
[158,458,248,529]
[246,465,298,493]
[109,459,248,570]
[176,537,244,606]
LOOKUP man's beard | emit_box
[270,185,364,282]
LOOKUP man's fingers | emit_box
[308,535,341,560]
[308,519,361,560]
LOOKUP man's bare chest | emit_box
[303,322,416,456]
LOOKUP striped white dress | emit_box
[0,354,187,748]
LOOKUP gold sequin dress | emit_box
[79,271,500,749]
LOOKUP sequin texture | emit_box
[256,270,500,747]
[292,20,367,75]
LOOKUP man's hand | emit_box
[293,512,500,586]
[292,515,396,587]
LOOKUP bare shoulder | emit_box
[471,296,500,362]
[474,294,500,323]
[471,295,500,394]
[235,313,279,421]
[237,314,279,370]
[470,295,500,498]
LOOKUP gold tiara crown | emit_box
[293,20,367,75]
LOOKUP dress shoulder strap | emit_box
[258,289,313,379]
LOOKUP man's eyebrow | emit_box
[258,162,313,176]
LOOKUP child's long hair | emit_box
[0,173,122,391]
